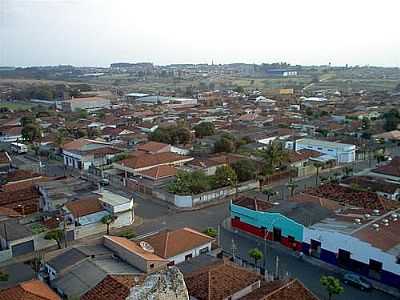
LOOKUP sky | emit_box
[1,0,400,67]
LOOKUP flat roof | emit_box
[296,138,355,150]
[96,190,131,206]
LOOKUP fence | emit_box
[157,180,260,208]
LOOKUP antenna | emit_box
[139,241,154,253]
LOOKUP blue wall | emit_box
[230,203,304,242]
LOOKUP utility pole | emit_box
[275,256,279,279]
[231,238,237,262]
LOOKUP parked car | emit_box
[343,273,372,291]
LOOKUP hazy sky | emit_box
[1,0,400,67]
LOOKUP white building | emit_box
[286,138,356,163]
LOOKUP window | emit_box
[150,263,154,269]
[199,247,209,254]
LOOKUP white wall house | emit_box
[303,225,400,284]
[170,242,212,265]
[96,190,135,227]
[286,138,356,163]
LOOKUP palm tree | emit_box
[102,215,117,235]
[258,141,289,173]
[287,178,298,197]
[313,161,324,186]
[342,166,353,178]
[263,188,276,202]
[248,248,263,267]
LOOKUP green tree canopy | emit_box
[231,159,258,182]
[101,215,117,235]
[258,141,289,174]
[214,165,238,188]
[44,229,64,249]
[383,108,400,131]
[214,137,235,153]
[320,276,344,300]
[22,123,42,142]
[149,126,192,145]
[194,122,215,138]
[248,248,263,266]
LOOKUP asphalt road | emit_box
[220,226,397,300]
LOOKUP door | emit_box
[310,239,321,258]
[338,249,351,268]
[273,227,282,242]
[11,240,34,256]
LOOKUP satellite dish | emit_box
[140,241,154,253]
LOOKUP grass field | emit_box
[0,101,37,110]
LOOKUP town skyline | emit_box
[1,0,400,67]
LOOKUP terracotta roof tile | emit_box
[137,165,177,180]
[137,142,170,153]
[242,278,319,300]
[142,227,214,259]
[81,274,140,300]
[65,197,103,217]
[0,279,61,300]
[117,152,192,170]
[185,261,261,300]
[104,236,168,262]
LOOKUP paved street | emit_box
[219,225,397,300]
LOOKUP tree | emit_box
[0,271,8,282]
[214,165,237,188]
[194,122,215,138]
[234,86,244,93]
[313,161,324,187]
[203,227,217,238]
[55,129,66,149]
[263,188,277,202]
[149,126,192,145]
[44,229,64,249]
[383,109,400,131]
[101,215,117,235]
[214,137,235,153]
[248,248,263,267]
[76,108,88,119]
[342,166,353,177]
[20,115,36,127]
[22,123,42,142]
[287,178,298,197]
[168,170,211,195]
[231,159,258,182]
[258,141,289,172]
[320,276,344,300]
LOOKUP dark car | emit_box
[343,273,372,291]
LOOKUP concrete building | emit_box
[59,96,111,112]
[62,138,121,170]
[286,138,356,163]
[230,196,400,288]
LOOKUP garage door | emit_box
[11,240,34,256]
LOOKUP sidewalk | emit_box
[222,220,400,298]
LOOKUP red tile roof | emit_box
[117,152,192,170]
[65,197,103,217]
[373,157,400,178]
[81,275,139,300]
[137,141,170,153]
[137,165,177,180]
[241,278,319,300]
[142,227,214,259]
[185,261,261,300]
[0,279,61,300]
